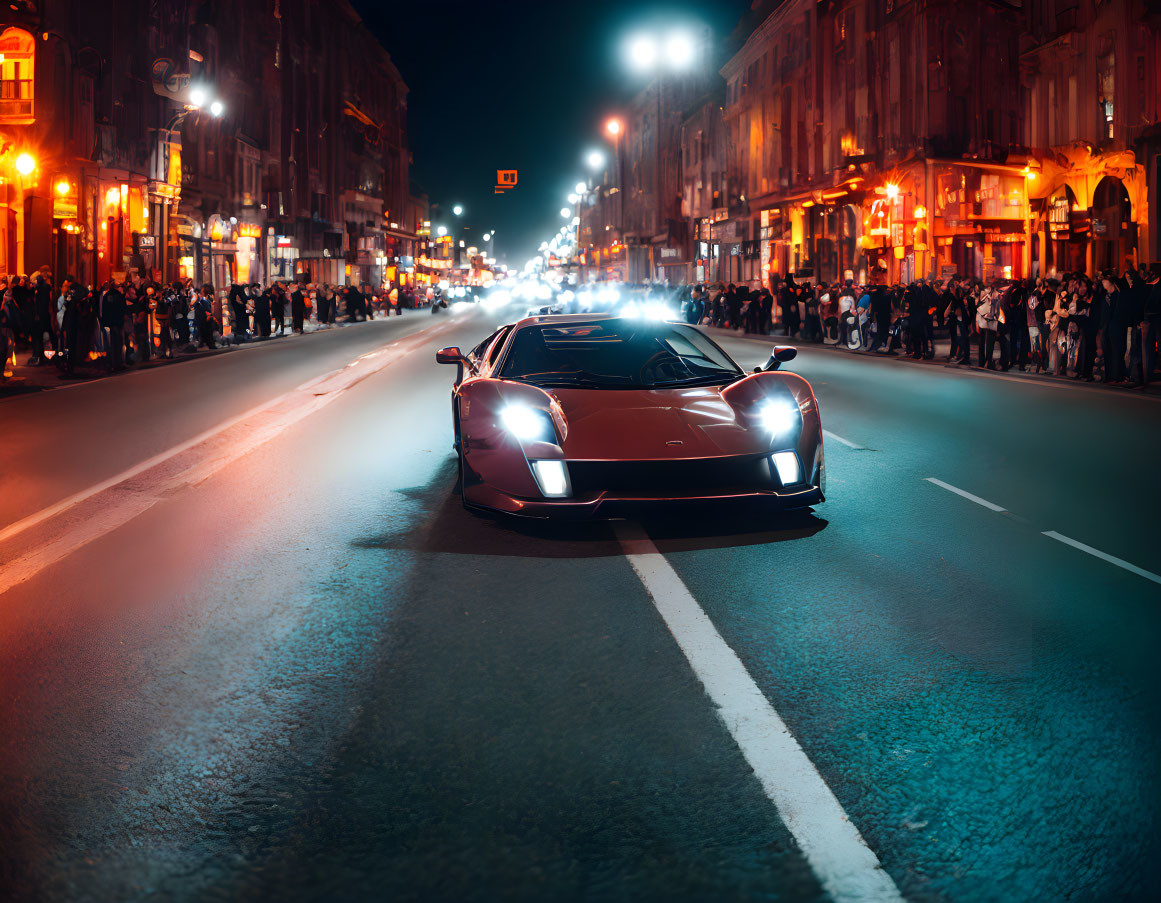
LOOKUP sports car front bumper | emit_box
[463,451,825,519]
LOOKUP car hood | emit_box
[547,383,776,460]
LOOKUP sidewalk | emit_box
[708,326,1161,397]
[0,316,389,400]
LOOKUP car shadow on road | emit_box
[352,457,828,559]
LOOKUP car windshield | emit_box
[498,319,742,389]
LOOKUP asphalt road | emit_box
[1,303,1159,903]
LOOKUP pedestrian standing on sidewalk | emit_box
[153,283,174,359]
[228,281,248,344]
[169,281,188,347]
[317,283,331,326]
[944,283,968,362]
[1142,267,1161,385]
[0,282,21,381]
[1123,269,1147,385]
[271,283,287,335]
[976,284,999,368]
[291,281,306,333]
[194,284,217,349]
[99,279,127,371]
[30,273,54,365]
[758,286,774,335]
[1102,272,1138,385]
[127,283,149,365]
[254,284,271,337]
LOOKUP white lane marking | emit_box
[1042,531,1161,586]
[923,477,1006,513]
[615,523,904,903]
[0,395,283,546]
[0,318,455,547]
[0,319,461,595]
[822,429,865,450]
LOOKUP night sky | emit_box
[353,0,752,266]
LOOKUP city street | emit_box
[2,305,1159,902]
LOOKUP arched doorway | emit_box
[1091,176,1133,273]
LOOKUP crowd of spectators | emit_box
[669,268,1160,386]
[0,272,433,383]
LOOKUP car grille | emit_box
[567,455,780,497]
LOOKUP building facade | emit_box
[0,0,413,292]
[606,0,1159,288]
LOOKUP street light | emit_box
[627,34,659,71]
[14,153,35,176]
[189,87,207,108]
[209,100,224,117]
[568,193,579,205]
[575,180,587,195]
[437,225,448,236]
[453,204,463,216]
[626,30,694,71]
[586,149,606,170]
[664,32,695,69]
[55,179,71,196]
[560,207,571,218]
[605,117,622,137]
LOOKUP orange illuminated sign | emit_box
[494,170,518,194]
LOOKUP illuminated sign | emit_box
[494,170,518,194]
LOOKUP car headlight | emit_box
[530,460,571,497]
[500,405,555,442]
[758,399,799,437]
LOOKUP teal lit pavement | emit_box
[1,310,1158,901]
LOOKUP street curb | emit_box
[0,316,396,402]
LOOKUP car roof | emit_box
[511,311,622,328]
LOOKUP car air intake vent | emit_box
[567,455,778,496]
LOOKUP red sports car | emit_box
[436,314,825,518]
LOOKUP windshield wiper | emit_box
[647,374,740,388]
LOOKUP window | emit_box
[1097,32,1115,139]
[0,27,35,122]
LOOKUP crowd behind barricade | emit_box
[660,267,1161,387]
[0,272,438,383]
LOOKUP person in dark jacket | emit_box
[1143,267,1161,385]
[194,284,216,349]
[152,284,174,359]
[254,285,272,338]
[227,282,248,344]
[345,283,363,323]
[31,274,54,365]
[271,283,287,334]
[0,283,20,381]
[99,280,127,371]
[290,282,306,333]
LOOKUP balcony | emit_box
[0,78,33,122]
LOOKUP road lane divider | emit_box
[822,429,866,450]
[0,317,459,548]
[615,522,904,903]
[0,318,463,598]
[923,477,1006,512]
[1042,531,1161,586]
[925,476,1160,587]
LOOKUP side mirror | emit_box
[436,346,464,365]
[436,346,478,381]
[763,346,797,371]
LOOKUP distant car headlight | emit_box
[758,399,799,437]
[500,405,555,442]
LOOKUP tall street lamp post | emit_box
[625,31,695,284]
